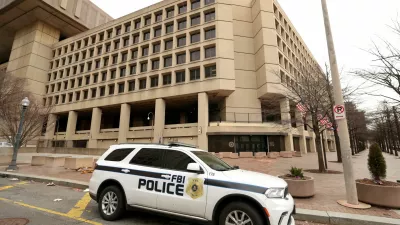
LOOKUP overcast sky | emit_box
[91,0,400,111]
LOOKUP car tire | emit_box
[98,185,125,221]
[219,201,264,225]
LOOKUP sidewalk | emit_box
[1,151,399,221]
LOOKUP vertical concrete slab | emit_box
[198,93,209,150]
[118,103,131,143]
[88,107,101,148]
[154,99,165,144]
[66,111,78,147]
[280,98,293,151]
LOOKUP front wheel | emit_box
[98,185,125,221]
[219,202,264,225]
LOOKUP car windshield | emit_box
[192,151,235,171]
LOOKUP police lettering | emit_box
[138,178,184,196]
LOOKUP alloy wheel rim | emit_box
[101,191,118,215]
[225,210,253,225]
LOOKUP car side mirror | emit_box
[187,163,203,174]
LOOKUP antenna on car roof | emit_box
[167,142,197,148]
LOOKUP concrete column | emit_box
[295,110,307,154]
[118,104,131,143]
[88,108,102,148]
[280,98,293,151]
[45,114,57,140]
[323,130,329,152]
[198,93,209,150]
[310,133,317,153]
[65,111,78,147]
[154,99,166,143]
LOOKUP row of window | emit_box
[54,0,215,57]
[45,64,216,105]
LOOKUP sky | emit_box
[91,0,400,112]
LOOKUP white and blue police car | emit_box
[89,143,295,225]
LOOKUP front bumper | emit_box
[264,194,296,225]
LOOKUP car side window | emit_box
[163,150,195,172]
[104,148,134,161]
[130,148,165,168]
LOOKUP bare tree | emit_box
[0,71,53,147]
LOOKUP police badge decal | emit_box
[186,178,204,199]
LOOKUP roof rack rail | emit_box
[117,143,165,145]
[167,142,197,148]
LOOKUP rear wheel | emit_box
[98,185,125,221]
[219,202,263,225]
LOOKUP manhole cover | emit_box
[0,218,29,225]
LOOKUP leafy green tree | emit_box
[368,143,387,182]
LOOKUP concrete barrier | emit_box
[45,156,68,167]
[92,159,98,168]
[0,155,12,165]
[229,153,239,159]
[255,152,266,158]
[31,156,47,166]
[280,151,293,158]
[239,152,253,158]
[294,152,302,157]
[268,152,279,159]
[37,147,106,156]
[220,152,231,158]
[64,157,94,169]
[216,153,224,159]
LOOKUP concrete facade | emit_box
[2,0,335,153]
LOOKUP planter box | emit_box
[229,153,239,159]
[64,157,94,169]
[356,181,400,208]
[255,152,266,158]
[239,152,253,158]
[281,176,315,197]
[268,152,279,159]
[31,156,47,166]
[280,151,293,158]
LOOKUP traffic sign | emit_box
[333,104,346,120]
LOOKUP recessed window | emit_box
[190,68,200,80]
[177,36,186,47]
[130,64,137,75]
[205,46,216,58]
[55,96,59,104]
[133,34,140,44]
[85,75,90,85]
[155,12,162,22]
[139,79,147,89]
[142,46,149,56]
[100,86,105,96]
[166,23,174,34]
[178,3,187,14]
[191,32,200,43]
[124,37,130,47]
[102,72,107,81]
[93,74,98,83]
[141,61,148,72]
[128,80,135,91]
[191,15,200,26]
[205,28,215,40]
[205,0,215,5]
[190,50,200,61]
[191,0,200,10]
[121,52,128,62]
[154,27,162,37]
[135,20,141,29]
[109,84,115,95]
[176,71,186,83]
[178,19,187,30]
[91,88,97,98]
[125,23,131,32]
[143,31,150,41]
[164,56,172,67]
[120,67,126,77]
[87,62,92,71]
[145,16,151,26]
[78,77,83,87]
[205,64,216,78]
[104,57,109,66]
[152,59,160,70]
[95,60,100,69]
[163,73,171,85]
[116,27,121,35]
[131,49,138,59]
[118,83,125,93]
[99,33,104,41]
[112,55,118,64]
[166,8,174,18]
[153,43,161,53]
[76,91,80,101]
[150,76,159,87]
[176,53,186,64]
[70,79,75,88]
[89,49,94,57]
[61,94,66,103]
[83,90,88,99]
[106,43,111,52]
[80,64,84,72]
[205,10,215,22]
[111,70,116,79]
[165,39,173,50]
[63,82,67,89]
[114,40,120,49]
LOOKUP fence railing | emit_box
[209,112,282,124]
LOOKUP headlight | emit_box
[265,188,285,198]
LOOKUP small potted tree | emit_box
[279,167,314,197]
[356,143,400,208]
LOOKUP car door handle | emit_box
[161,174,170,179]
[121,169,130,173]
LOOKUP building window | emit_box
[114,40,120,49]
[190,68,200,80]
[145,16,151,26]
[165,39,173,50]
[166,23,174,34]
[116,27,121,35]
[154,27,162,37]
[205,64,216,78]
[121,52,128,62]
[118,83,125,93]
[132,49,138,59]
[139,79,147,89]
[104,57,109,66]
[164,56,172,67]
[141,61,148,72]
[191,0,200,10]
[95,60,100,69]
[63,82,67,90]
[120,67,126,77]
[91,88,97,98]
[142,46,149,56]
[93,74,98,83]
[205,0,215,5]
[176,71,185,83]
[166,8,174,18]
[190,50,200,61]
[70,79,75,88]
[177,36,186,47]
[135,20,141,29]
[111,70,116,79]
[102,72,107,81]
[153,43,161,53]
[99,86,105,96]
[178,19,187,30]
[105,43,111,52]
[85,76,90,85]
[99,33,104,41]
[155,13,162,22]
[83,90,88,99]
[143,31,150,41]
[150,76,159,87]
[128,80,135,91]
[87,62,92,71]
[176,53,186,64]
[152,59,160,70]
[205,28,215,40]
[205,46,216,58]
[78,77,82,87]
[76,91,80,101]
[205,11,215,22]
[191,15,200,26]
[112,55,118,64]
[55,96,59,104]
[61,94,65,103]
[124,38,129,47]
[109,84,115,95]
[130,64,137,75]
[89,49,94,57]
[178,3,187,14]
[163,73,171,85]
[80,64,84,72]
[133,34,139,44]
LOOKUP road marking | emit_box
[67,193,92,218]
[0,185,14,191]
[0,181,29,191]
[0,197,102,225]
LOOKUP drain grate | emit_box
[0,218,29,225]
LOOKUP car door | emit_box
[156,149,208,218]
[121,148,166,208]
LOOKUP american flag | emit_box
[296,103,307,117]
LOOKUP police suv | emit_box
[89,143,295,225]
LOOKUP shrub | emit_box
[368,143,386,182]
[289,166,304,179]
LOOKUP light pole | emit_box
[321,0,370,208]
[7,97,30,171]
[147,112,154,142]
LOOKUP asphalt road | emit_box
[0,178,324,225]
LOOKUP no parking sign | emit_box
[333,105,346,120]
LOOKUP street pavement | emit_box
[0,178,323,225]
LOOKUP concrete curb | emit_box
[1,172,399,225]
[0,171,88,189]
[295,208,400,225]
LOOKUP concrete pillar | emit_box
[280,98,293,151]
[45,114,57,140]
[295,110,307,154]
[65,111,78,147]
[118,104,131,143]
[154,99,166,143]
[88,108,102,148]
[323,130,329,152]
[310,133,317,153]
[198,93,209,150]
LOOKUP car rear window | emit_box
[104,148,134,161]
[130,148,165,168]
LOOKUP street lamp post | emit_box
[147,112,154,142]
[7,97,30,171]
